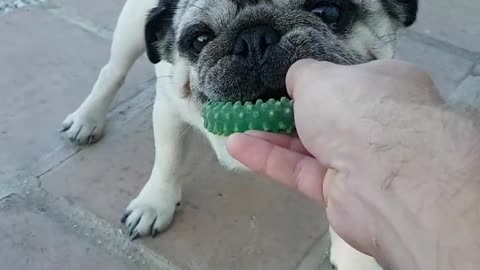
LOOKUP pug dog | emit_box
[61,0,418,269]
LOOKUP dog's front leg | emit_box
[122,92,185,238]
[61,0,158,144]
[329,227,383,270]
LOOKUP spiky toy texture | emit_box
[202,97,295,136]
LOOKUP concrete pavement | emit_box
[0,0,478,269]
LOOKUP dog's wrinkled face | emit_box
[146,0,417,103]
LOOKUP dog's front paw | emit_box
[121,194,179,240]
[60,108,106,145]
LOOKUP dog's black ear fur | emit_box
[381,0,418,27]
[145,0,177,64]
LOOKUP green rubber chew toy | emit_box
[202,97,295,136]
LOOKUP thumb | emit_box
[286,59,340,99]
[285,59,366,173]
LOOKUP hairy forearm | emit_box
[373,195,437,270]
[435,106,480,270]
[371,104,480,270]
[377,202,480,270]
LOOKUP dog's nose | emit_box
[232,26,281,61]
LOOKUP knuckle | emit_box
[290,59,338,78]
[313,60,338,70]
[292,158,307,190]
[287,59,340,95]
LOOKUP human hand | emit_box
[227,59,480,269]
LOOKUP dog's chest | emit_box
[155,61,247,172]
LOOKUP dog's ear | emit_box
[145,1,177,64]
[381,0,418,27]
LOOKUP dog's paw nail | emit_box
[130,232,140,241]
[121,212,130,224]
[128,218,141,236]
[149,218,157,235]
[87,135,96,144]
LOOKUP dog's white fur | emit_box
[62,0,386,268]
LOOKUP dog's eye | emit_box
[312,4,342,25]
[192,34,211,54]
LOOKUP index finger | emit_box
[227,133,327,203]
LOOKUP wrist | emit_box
[371,193,436,270]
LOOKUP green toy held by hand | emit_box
[202,97,295,136]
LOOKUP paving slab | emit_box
[448,75,480,110]
[395,34,474,100]
[0,8,154,173]
[40,103,329,270]
[473,62,480,76]
[47,0,127,32]
[297,233,331,270]
[41,103,156,222]
[412,0,480,53]
[47,0,480,54]
[0,195,138,270]
[0,0,46,15]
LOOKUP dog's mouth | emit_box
[198,87,289,105]
[256,87,289,102]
